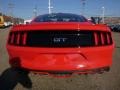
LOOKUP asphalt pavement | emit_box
[0,27,120,90]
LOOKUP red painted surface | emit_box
[6,22,114,75]
[11,22,110,32]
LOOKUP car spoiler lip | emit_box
[11,22,110,32]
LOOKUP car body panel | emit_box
[7,45,113,71]
[11,22,110,32]
[6,13,114,76]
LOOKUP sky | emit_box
[0,0,120,19]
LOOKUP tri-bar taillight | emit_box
[8,30,113,48]
[8,31,27,46]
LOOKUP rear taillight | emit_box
[8,32,27,46]
[8,30,113,47]
[94,31,113,46]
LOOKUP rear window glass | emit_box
[32,13,87,22]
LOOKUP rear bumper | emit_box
[7,45,114,72]
[23,66,110,74]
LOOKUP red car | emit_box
[7,13,114,77]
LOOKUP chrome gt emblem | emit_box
[53,37,67,43]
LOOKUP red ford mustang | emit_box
[7,13,114,77]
